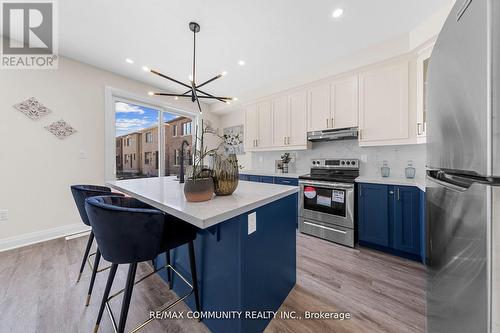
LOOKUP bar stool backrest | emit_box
[71,185,114,226]
[85,196,166,264]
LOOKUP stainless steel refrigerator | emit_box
[426,0,500,332]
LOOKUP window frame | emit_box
[105,86,198,181]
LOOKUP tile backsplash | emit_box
[245,140,426,180]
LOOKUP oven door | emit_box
[299,180,354,229]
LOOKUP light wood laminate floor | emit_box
[0,232,425,333]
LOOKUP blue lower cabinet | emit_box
[358,184,390,247]
[275,177,299,186]
[260,176,275,184]
[247,175,262,183]
[393,186,421,256]
[358,183,424,262]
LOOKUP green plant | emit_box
[281,152,292,164]
[191,120,241,179]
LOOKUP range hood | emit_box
[307,127,358,142]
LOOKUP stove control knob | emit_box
[341,161,345,165]
[346,161,351,165]
[351,160,356,166]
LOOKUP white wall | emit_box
[0,56,219,250]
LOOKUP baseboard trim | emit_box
[0,224,91,252]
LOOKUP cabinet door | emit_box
[393,186,421,255]
[358,183,389,247]
[244,104,258,150]
[307,83,331,131]
[359,61,409,142]
[416,44,433,139]
[272,95,289,147]
[288,90,308,146]
[257,101,272,148]
[248,175,261,183]
[260,176,275,184]
[331,76,359,129]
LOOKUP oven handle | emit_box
[303,221,347,234]
[299,181,354,189]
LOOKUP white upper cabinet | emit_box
[257,101,272,148]
[272,95,289,147]
[416,43,434,143]
[244,104,258,149]
[288,90,308,146]
[307,83,331,131]
[331,76,359,129]
[359,60,410,144]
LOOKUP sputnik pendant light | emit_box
[147,22,234,113]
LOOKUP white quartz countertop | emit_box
[239,170,305,179]
[355,176,426,192]
[107,176,298,229]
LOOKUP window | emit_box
[182,122,192,136]
[112,97,194,180]
[144,152,151,165]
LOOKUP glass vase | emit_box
[212,154,239,196]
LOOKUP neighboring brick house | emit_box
[165,117,193,176]
[141,126,159,177]
[115,116,193,178]
[121,132,141,175]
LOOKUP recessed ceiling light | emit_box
[221,71,228,76]
[147,91,154,96]
[125,58,134,64]
[174,97,179,100]
[332,8,344,18]
[142,66,150,72]
[237,60,245,66]
[233,97,238,101]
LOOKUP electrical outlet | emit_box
[248,212,256,235]
[0,209,8,222]
[79,150,88,159]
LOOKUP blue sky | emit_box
[115,101,180,137]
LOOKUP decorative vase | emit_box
[213,154,239,196]
[184,178,214,202]
[282,163,289,174]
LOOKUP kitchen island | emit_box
[107,176,298,333]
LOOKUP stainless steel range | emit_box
[299,158,359,247]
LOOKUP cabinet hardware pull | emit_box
[304,221,347,234]
[417,123,422,135]
[326,118,329,128]
[397,188,400,201]
[331,117,334,128]
[287,137,290,145]
[389,191,394,194]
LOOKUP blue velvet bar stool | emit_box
[70,185,124,306]
[85,196,200,333]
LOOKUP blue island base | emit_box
[154,193,298,333]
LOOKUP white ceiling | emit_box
[59,0,450,112]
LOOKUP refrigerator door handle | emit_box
[426,170,472,192]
